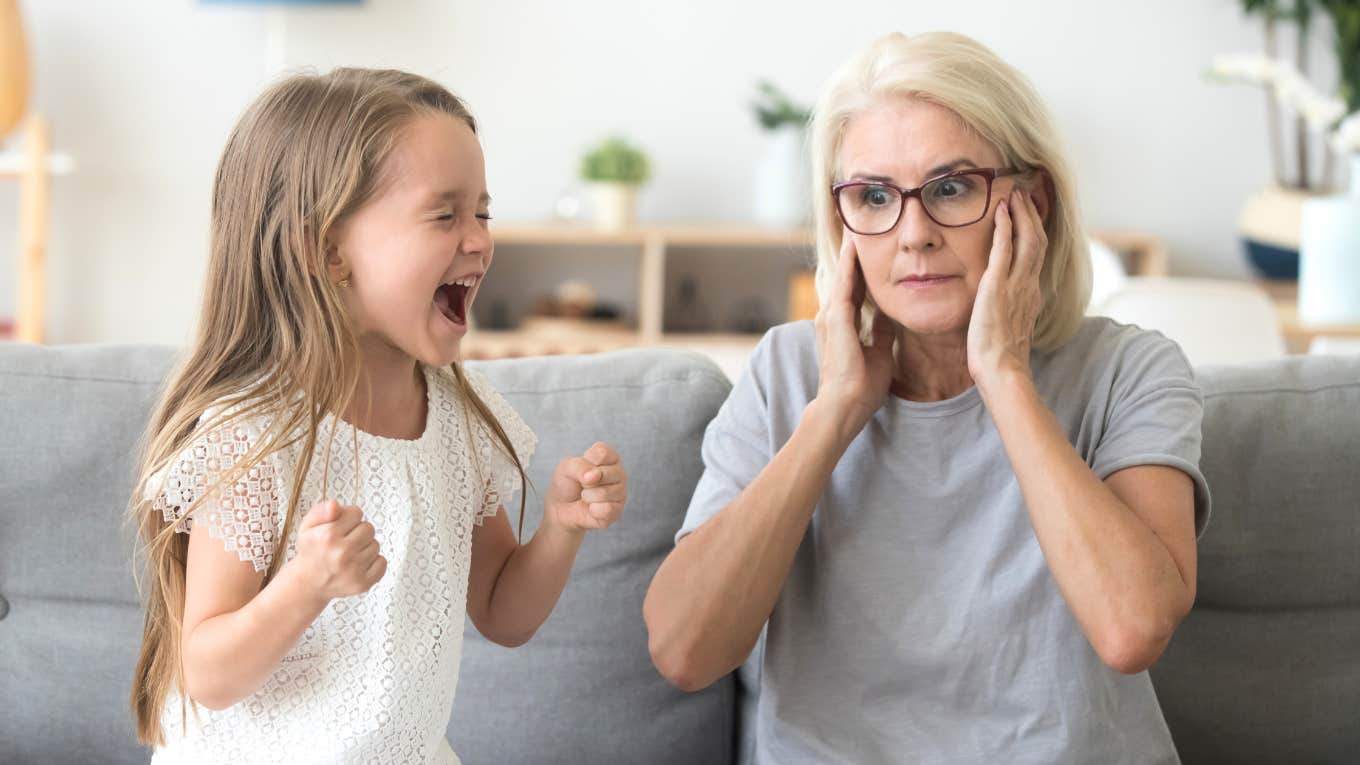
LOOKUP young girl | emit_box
[128,68,629,764]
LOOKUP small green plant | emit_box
[751,80,811,131]
[580,137,651,185]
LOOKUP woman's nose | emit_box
[895,196,942,252]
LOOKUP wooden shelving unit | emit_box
[463,224,814,359]
[1,115,74,343]
[463,223,1168,360]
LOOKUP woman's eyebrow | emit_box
[844,159,980,184]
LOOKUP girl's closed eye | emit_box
[430,210,492,225]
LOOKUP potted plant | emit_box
[1208,0,1360,279]
[580,136,650,231]
[750,80,812,226]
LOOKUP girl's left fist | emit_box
[546,442,627,532]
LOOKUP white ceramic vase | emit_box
[589,182,639,231]
[1299,155,1360,324]
[753,126,809,227]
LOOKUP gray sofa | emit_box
[1,342,1356,764]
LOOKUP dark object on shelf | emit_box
[1243,238,1300,280]
[669,276,710,333]
[728,296,774,334]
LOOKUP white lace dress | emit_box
[146,364,536,764]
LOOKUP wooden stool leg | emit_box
[16,114,47,344]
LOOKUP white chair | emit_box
[1092,278,1287,366]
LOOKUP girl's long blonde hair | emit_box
[128,68,527,746]
[810,31,1092,351]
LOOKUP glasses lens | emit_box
[839,184,902,234]
[922,173,989,226]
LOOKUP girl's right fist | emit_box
[294,499,387,601]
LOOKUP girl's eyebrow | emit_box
[426,190,493,205]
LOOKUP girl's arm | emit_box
[181,500,385,709]
[466,442,626,647]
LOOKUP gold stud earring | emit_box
[337,277,351,288]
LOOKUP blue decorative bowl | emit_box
[1243,238,1300,280]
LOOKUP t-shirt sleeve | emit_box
[1091,331,1213,537]
[146,412,283,572]
[676,334,778,544]
[464,368,538,525]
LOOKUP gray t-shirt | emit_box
[677,317,1211,765]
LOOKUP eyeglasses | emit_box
[831,168,1026,235]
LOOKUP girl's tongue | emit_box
[434,283,468,325]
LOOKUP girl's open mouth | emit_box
[434,283,469,326]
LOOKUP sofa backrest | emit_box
[0,344,736,765]
[449,350,735,764]
[3,343,1357,764]
[0,343,174,763]
[1150,354,1360,764]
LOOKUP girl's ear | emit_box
[324,237,348,285]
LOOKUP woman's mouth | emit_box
[898,275,959,290]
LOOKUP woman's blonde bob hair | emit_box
[810,31,1091,351]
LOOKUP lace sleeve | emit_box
[148,413,282,572]
[464,369,537,525]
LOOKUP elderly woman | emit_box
[644,31,1210,763]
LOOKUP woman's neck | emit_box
[891,329,974,403]
[345,336,429,440]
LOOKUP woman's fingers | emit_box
[1007,189,1042,283]
[990,197,1014,278]
[1023,190,1048,280]
[834,231,859,307]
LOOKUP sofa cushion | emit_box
[1151,354,1360,764]
[449,349,736,765]
[0,343,175,763]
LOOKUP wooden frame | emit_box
[1,115,72,344]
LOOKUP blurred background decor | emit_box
[0,0,29,140]
[581,136,650,230]
[1,0,73,344]
[4,0,1357,363]
[750,80,812,226]
[1209,0,1360,280]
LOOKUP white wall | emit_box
[0,0,1320,343]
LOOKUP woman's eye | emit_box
[929,177,977,200]
[476,212,492,221]
[860,186,894,207]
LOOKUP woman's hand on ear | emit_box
[968,188,1047,394]
[814,232,896,430]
